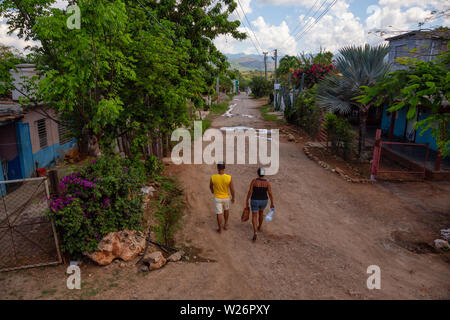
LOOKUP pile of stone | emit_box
[303,143,372,184]
[139,250,185,273]
[434,229,450,250]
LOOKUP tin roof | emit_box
[386,30,450,42]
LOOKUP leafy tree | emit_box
[357,48,450,158]
[249,76,270,98]
[316,44,391,157]
[277,55,300,78]
[0,0,246,157]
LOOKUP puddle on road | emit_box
[219,127,273,141]
[223,104,236,118]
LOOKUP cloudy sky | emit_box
[0,0,448,57]
[215,0,450,56]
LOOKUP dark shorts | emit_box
[250,199,268,212]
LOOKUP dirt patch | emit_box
[307,146,426,182]
[390,230,438,254]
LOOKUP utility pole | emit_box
[263,52,268,81]
[274,49,278,85]
[216,76,220,103]
[274,49,278,109]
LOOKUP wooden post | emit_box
[370,129,382,181]
[48,169,60,197]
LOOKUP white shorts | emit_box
[214,197,230,214]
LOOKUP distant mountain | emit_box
[225,53,275,72]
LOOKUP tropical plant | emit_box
[277,55,300,79]
[284,85,321,137]
[250,76,271,98]
[316,44,391,157]
[323,113,356,159]
[357,47,450,158]
[47,156,147,256]
[292,49,334,89]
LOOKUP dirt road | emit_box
[167,93,450,299]
[1,93,449,300]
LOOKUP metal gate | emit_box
[0,177,62,272]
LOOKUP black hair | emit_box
[217,162,226,171]
[257,168,265,177]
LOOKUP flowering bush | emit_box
[293,62,335,89]
[48,156,147,256]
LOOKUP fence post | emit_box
[370,129,382,181]
[48,169,60,197]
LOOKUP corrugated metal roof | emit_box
[0,100,24,122]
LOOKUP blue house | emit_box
[379,30,449,171]
[0,64,76,190]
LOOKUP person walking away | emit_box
[245,168,274,241]
[210,162,235,233]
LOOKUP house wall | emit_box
[21,110,76,170]
[11,64,38,101]
[388,36,446,69]
[381,106,438,151]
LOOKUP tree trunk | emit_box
[358,110,368,158]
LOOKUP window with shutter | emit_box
[36,118,48,149]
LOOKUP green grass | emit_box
[209,102,230,115]
[260,104,283,123]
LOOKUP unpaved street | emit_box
[1,93,449,300]
[168,93,450,299]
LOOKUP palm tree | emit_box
[316,44,391,157]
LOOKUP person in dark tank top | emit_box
[245,168,275,241]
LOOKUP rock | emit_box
[335,167,345,175]
[434,239,450,250]
[440,229,450,242]
[167,250,185,262]
[141,186,156,195]
[287,134,295,142]
[119,262,126,268]
[142,251,167,270]
[84,230,146,266]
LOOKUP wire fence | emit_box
[0,177,62,272]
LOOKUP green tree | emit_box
[316,44,391,157]
[0,0,246,157]
[249,76,270,98]
[357,48,450,158]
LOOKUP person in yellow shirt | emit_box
[210,162,235,233]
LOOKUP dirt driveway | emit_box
[1,93,449,300]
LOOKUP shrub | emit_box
[284,86,321,137]
[48,155,147,256]
[323,113,355,159]
[250,76,271,98]
[151,176,183,246]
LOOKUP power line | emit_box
[288,0,320,39]
[236,0,263,54]
[292,0,329,40]
[234,8,261,55]
[282,0,329,52]
[296,0,338,42]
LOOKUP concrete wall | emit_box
[21,110,76,170]
[381,106,438,151]
[11,64,38,101]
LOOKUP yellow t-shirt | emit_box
[211,174,231,199]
